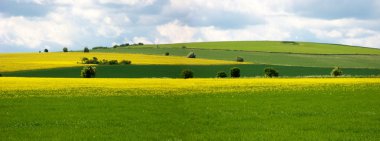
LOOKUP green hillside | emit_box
[145,41,380,55]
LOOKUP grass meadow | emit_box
[0,78,379,140]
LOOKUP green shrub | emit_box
[81,57,89,63]
[44,49,48,53]
[331,67,343,77]
[181,69,194,79]
[187,52,196,58]
[84,47,90,53]
[216,71,227,78]
[182,45,187,49]
[138,42,144,45]
[80,66,96,78]
[164,52,170,56]
[236,56,244,62]
[63,47,68,52]
[0,74,2,77]
[120,60,132,65]
[264,68,279,78]
[108,60,118,65]
[230,67,240,78]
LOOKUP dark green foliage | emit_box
[93,47,108,50]
[181,69,194,79]
[236,56,244,62]
[230,67,240,78]
[182,46,187,49]
[113,45,119,48]
[0,74,2,77]
[331,67,343,77]
[138,42,144,45]
[84,47,90,53]
[120,60,132,65]
[80,66,96,78]
[108,60,119,65]
[99,59,109,65]
[264,68,279,78]
[63,47,68,52]
[164,52,170,56]
[187,52,196,58]
[44,49,48,53]
[82,57,99,64]
[216,71,227,78]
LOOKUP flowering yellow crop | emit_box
[0,52,248,72]
[1,77,379,97]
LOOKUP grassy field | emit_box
[3,64,380,78]
[0,52,243,72]
[127,41,380,54]
[0,77,379,140]
[93,48,380,68]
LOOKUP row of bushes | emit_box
[181,67,343,79]
[81,57,131,65]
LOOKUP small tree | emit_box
[0,74,2,77]
[108,60,118,65]
[230,67,240,78]
[181,69,194,79]
[138,42,144,45]
[331,67,343,77]
[44,49,48,53]
[216,71,227,78]
[236,56,244,62]
[80,66,96,78]
[264,68,279,78]
[84,47,90,53]
[120,60,132,65]
[187,52,196,58]
[164,52,170,56]
[63,47,68,52]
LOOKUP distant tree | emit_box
[44,49,48,53]
[182,45,187,49]
[216,71,227,78]
[181,69,194,79]
[187,52,196,58]
[80,66,96,78]
[108,60,119,65]
[120,60,132,65]
[236,56,244,62]
[63,47,68,52]
[264,68,279,78]
[230,67,240,78]
[84,47,90,53]
[138,42,144,45]
[39,51,41,53]
[0,74,2,77]
[113,45,119,48]
[331,67,343,77]
[164,52,170,56]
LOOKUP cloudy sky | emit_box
[0,0,380,52]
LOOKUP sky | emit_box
[0,0,380,52]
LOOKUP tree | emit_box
[264,68,279,78]
[236,56,244,62]
[80,66,96,78]
[164,52,170,56]
[138,42,144,45]
[230,67,240,78]
[331,67,343,77]
[187,52,196,58]
[44,49,48,53]
[216,71,227,78]
[63,47,68,52]
[181,69,194,79]
[84,47,90,53]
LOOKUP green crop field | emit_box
[3,64,380,78]
[1,78,379,140]
[92,47,380,68]
[123,41,380,55]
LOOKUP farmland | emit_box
[1,77,380,140]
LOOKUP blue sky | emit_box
[0,0,379,52]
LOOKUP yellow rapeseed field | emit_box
[1,77,379,97]
[0,52,247,72]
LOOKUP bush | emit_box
[0,74,2,77]
[113,45,119,48]
[182,45,187,49]
[80,66,96,78]
[138,42,144,45]
[216,71,227,78]
[236,56,244,62]
[187,52,196,58]
[120,60,132,65]
[99,59,108,65]
[93,46,108,50]
[63,47,68,52]
[331,67,343,77]
[230,67,240,78]
[164,52,170,56]
[264,68,279,78]
[44,49,48,53]
[84,47,90,53]
[181,69,194,79]
[108,60,118,65]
